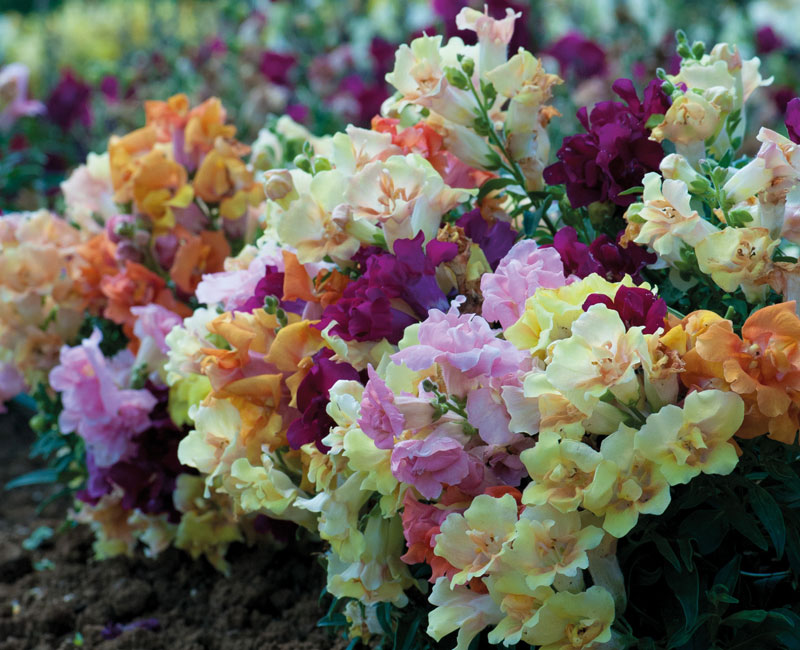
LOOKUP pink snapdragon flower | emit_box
[393,299,528,393]
[195,244,285,311]
[131,304,182,355]
[0,363,26,413]
[359,365,406,449]
[49,330,157,468]
[391,435,478,499]
[480,240,571,329]
[0,63,44,131]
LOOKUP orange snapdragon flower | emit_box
[108,126,158,204]
[184,97,237,162]
[681,302,800,443]
[372,116,494,189]
[169,226,230,295]
[100,260,190,337]
[193,140,263,221]
[281,250,349,309]
[131,149,194,235]
[75,233,120,309]
[145,94,191,141]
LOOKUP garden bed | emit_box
[0,405,344,650]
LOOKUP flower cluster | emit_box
[5,9,800,650]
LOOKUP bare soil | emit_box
[0,404,347,650]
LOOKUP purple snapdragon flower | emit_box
[317,233,458,343]
[544,78,670,208]
[583,286,668,334]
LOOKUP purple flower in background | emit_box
[46,69,92,131]
[544,78,670,208]
[548,226,655,283]
[457,209,517,270]
[286,349,360,450]
[370,37,397,77]
[583,286,668,334]
[755,26,783,55]
[287,103,309,123]
[772,86,796,115]
[99,75,119,103]
[545,32,607,80]
[786,97,800,144]
[317,233,457,343]
[260,51,296,86]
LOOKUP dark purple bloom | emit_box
[786,97,800,144]
[583,286,668,334]
[77,384,185,521]
[253,514,295,544]
[370,37,397,77]
[287,103,309,123]
[260,51,296,86]
[46,70,92,131]
[587,232,656,283]
[239,265,305,315]
[287,349,360,451]
[338,75,390,125]
[317,233,457,343]
[755,26,783,55]
[772,87,796,115]
[549,226,654,283]
[544,79,670,208]
[457,209,517,270]
[545,32,607,80]
[99,76,119,103]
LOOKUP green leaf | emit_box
[665,565,699,631]
[727,504,769,550]
[617,185,644,196]
[22,526,53,551]
[376,602,394,636]
[723,609,768,626]
[645,114,665,129]
[727,209,754,227]
[750,485,786,559]
[477,176,517,202]
[5,468,60,490]
[713,554,741,593]
[653,535,682,572]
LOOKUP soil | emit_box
[0,403,348,650]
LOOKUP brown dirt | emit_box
[0,404,348,650]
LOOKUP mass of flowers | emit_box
[4,4,800,649]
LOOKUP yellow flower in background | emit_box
[634,390,744,485]
[521,431,601,512]
[583,425,671,537]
